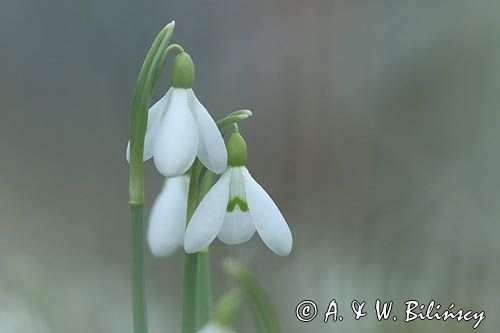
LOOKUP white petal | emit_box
[125,90,171,162]
[154,89,199,177]
[184,170,231,253]
[147,175,190,257]
[243,168,292,256]
[188,90,228,174]
[218,208,255,245]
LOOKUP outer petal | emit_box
[125,90,171,162]
[147,175,190,257]
[218,208,255,245]
[188,90,228,174]
[184,170,231,253]
[154,89,199,176]
[243,168,293,256]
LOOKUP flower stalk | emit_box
[215,110,253,133]
[182,115,252,333]
[128,21,182,333]
[129,22,177,204]
[129,203,147,333]
[183,160,213,333]
[183,161,202,333]
[195,171,216,329]
[195,248,213,329]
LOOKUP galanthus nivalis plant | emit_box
[185,126,293,256]
[127,21,290,333]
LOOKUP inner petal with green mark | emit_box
[227,167,249,212]
[227,197,248,212]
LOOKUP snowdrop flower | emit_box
[147,175,190,256]
[126,52,227,177]
[185,127,292,256]
[196,322,235,333]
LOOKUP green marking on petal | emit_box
[227,197,249,212]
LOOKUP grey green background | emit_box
[1,0,499,332]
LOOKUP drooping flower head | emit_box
[126,52,227,177]
[184,126,293,256]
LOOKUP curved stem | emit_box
[152,43,185,86]
[128,21,176,333]
[216,109,253,133]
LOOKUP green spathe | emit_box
[171,52,195,88]
[227,128,248,166]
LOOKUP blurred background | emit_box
[1,0,500,332]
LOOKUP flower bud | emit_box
[171,52,195,88]
[226,127,247,166]
[209,290,243,332]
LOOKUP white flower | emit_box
[184,166,293,256]
[126,88,227,177]
[147,175,190,256]
[126,52,227,177]
[196,322,235,333]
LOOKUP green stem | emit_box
[216,109,252,135]
[182,253,198,333]
[195,249,212,329]
[130,204,147,333]
[129,23,175,204]
[183,162,201,333]
[153,43,185,85]
[128,21,178,333]
[182,162,214,332]
[195,170,214,329]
